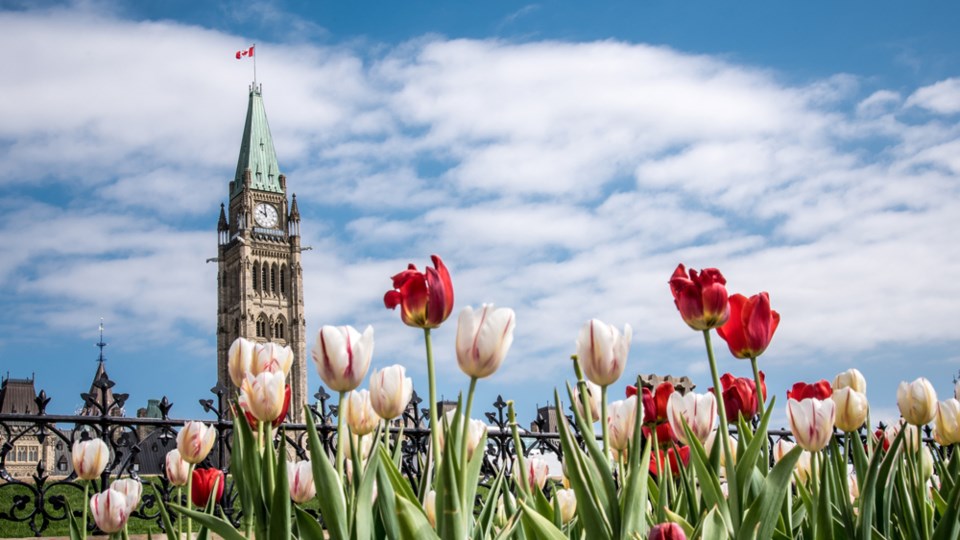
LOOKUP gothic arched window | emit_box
[274,317,285,340]
[252,262,260,292]
[279,265,287,296]
[270,264,278,294]
[261,265,269,295]
[256,314,267,338]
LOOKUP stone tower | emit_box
[216,83,307,422]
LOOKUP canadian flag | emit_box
[235,45,255,60]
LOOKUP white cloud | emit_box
[905,78,960,114]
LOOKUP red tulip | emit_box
[191,468,225,507]
[383,255,454,329]
[649,446,690,477]
[669,264,730,331]
[710,372,766,422]
[650,522,688,540]
[629,382,678,444]
[244,384,291,429]
[717,293,780,359]
[787,380,833,401]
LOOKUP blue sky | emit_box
[1,0,958,428]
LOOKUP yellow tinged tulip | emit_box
[369,365,413,420]
[555,489,577,524]
[227,337,257,387]
[72,438,110,481]
[935,399,960,445]
[342,389,380,436]
[176,421,216,464]
[832,387,869,432]
[110,478,142,514]
[832,368,866,394]
[897,377,937,426]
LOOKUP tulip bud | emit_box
[287,460,316,503]
[573,380,602,423]
[89,489,130,533]
[514,455,549,492]
[935,399,960,445]
[345,432,374,461]
[191,468,225,507]
[649,522,688,540]
[342,389,380,436]
[669,264,730,331]
[832,388,869,432]
[425,490,437,528]
[607,396,638,451]
[786,398,835,452]
[369,365,413,420]
[164,449,190,486]
[72,438,110,481]
[455,304,516,379]
[576,319,632,387]
[848,472,860,503]
[227,337,257,387]
[312,325,375,393]
[176,421,217,464]
[110,478,142,514]
[897,377,937,426]
[920,446,934,480]
[555,488,577,524]
[255,342,294,376]
[239,371,287,423]
[774,440,811,483]
[832,368,867,394]
[716,292,780,359]
[666,391,717,446]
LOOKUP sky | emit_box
[0,0,958,429]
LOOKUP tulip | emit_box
[383,254,454,329]
[705,429,738,467]
[833,387,869,432]
[110,478,142,513]
[311,325,375,393]
[177,421,216,464]
[607,396,638,451]
[873,421,920,452]
[342,389,380,436]
[165,449,191,486]
[786,398,835,452]
[287,460,316,503]
[455,304,516,379]
[514,455,550,492]
[669,264,729,331]
[848,472,860,503]
[787,380,833,401]
[555,488,577,524]
[717,292,780,359]
[649,446,690,477]
[629,382,678,445]
[666,391,717,446]
[573,380,602,422]
[369,364,413,420]
[935,399,960,445]
[649,522,688,540]
[832,368,867,394]
[227,337,257,387]
[576,319,631,387]
[711,372,765,422]
[242,384,291,428]
[239,371,287,424]
[425,490,437,528]
[191,468,225,507]
[438,410,488,459]
[255,342,294,376]
[345,432,374,461]
[89,489,130,534]
[773,440,812,483]
[72,438,110,481]
[897,377,938,426]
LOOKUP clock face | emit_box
[254,203,279,228]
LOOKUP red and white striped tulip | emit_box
[239,371,287,424]
[255,342,294,376]
[110,478,142,514]
[312,325,375,392]
[72,438,110,481]
[176,421,217,464]
[786,398,836,452]
[576,319,632,387]
[898,377,938,426]
[164,449,190,486]
[514,455,550,491]
[573,380,602,423]
[89,489,130,534]
[369,364,413,420]
[607,396,638,452]
[832,387,869,432]
[287,459,316,503]
[455,304,516,379]
[666,391,717,446]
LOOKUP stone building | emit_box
[0,375,59,479]
[216,83,308,422]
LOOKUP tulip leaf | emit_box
[62,498,83,540]
[473,467,505,540]
[703,505,731,540]
[736,397,776,503]
[518,500,569,540]
[305,406,349,540]
[169,504,247,540]
[856,424,903,540]
[566,381,620,530]
[295,506,328,540]
[554,388,613,540]
[268,433,292,540]
[153,484,179,540]
[437,408,466,540]
[463,428,489,532]
[395,493,440,540]
[682,419,733,535]
[738,444,802,540]
[932,468,960,540]
[377,445,421,505]
[619,406,652,540]
[351,443,380,540]
[375,450,401,540]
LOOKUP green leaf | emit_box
[739,444,803,540]
[518,500,569,540]
[305,405,349,540]
[295,506,328,540]
[395,493,441,539]
[153,484,179,540]
[436,410,466,540]
[351,442,381,540]
[63,498,84,540]
[619,429,652,540]
[375,449,401,540]
[473,468,505,540]
[932,465,960,540]
[268,433,292,540]
[703,505,731,540]
[682,419,733,534]
[736,401,775,502]
[567,381,621,531]
[170,504,247,540]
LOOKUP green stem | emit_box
[601,385,610,459]
[460,377,478,509]
[82,481,88,540]
[811,451,820,539]
[424,328,441,472]
[186,464,194,540]
[336,391,346,478]
[749,355,769,469]
[508,401,529,496]
[703,329,741,529]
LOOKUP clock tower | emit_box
[216,83,307,422]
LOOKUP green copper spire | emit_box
[232,84,282,197]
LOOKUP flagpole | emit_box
[253,43,257,85]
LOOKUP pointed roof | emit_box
[79,361,123,417]
[0,375,39,415]
[232,83,283,197]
